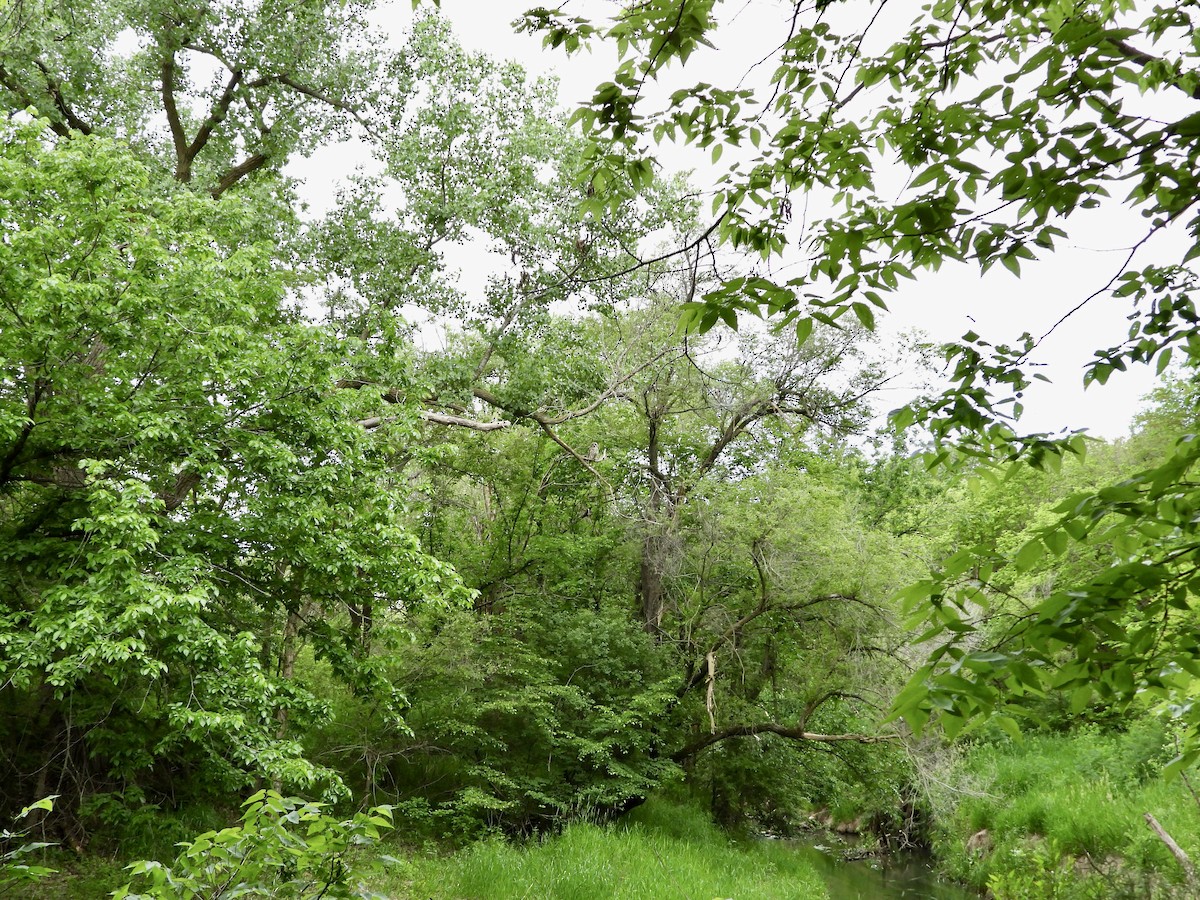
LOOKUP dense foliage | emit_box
[0,0,903,850]
[0,116,461,829]
[6,0,1200,897]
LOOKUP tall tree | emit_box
[606,298,877,633]
[0,0,383,197]
[0,123,465,833]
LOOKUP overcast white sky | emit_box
[292,0,1179,440]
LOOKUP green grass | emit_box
[374,798,827,899]
[4,853,128,900]
[934,724,1200,898]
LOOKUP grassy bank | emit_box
[934,724,1200,899]
[7,796,826,899]
[375,798,828,899]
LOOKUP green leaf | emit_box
[794,316,813,345]
[1044,529,1069,555]
[851,302,875,330]
[1013,539,1044,571]
[1070,685,1092,714]
[17,797,56,818]
[992,715,1022,742]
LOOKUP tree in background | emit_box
[360,291,915,835]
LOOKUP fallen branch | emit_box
[1144,812,1197,885]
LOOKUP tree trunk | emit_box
[637,416,673,632]
[638,531,668,631]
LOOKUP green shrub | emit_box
[1119,719,1175,785]
[114,790,393,900]
[986,839,1106,900]
[935,727,1200,895]
[329,600,679,838]
[1,797,57,891]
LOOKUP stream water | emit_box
[785,839,979,899]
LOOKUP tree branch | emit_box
[471,386,613,494]
[187,67,243,162]
[359,411,512,432]
[0,378,45,487]
[160,470,201,512]
[0,63,68,136]
[1106,37,1200,101]
[160,53,193,181]
[676,594,862,699]
[211,152,268,198]
[539,348,685,425]
[245,73,377,136]
[671,722,896,763]
[32,59,92,134]
[576,213,727,285]
[423,411,511,431]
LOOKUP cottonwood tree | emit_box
[524,0,1200,758]
[0,2,634,346]
[0,0,384,197]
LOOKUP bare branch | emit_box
[535,419,612,495]
[676,593,865,699]
[576,213,727,286]
[423,411,511,431]
[539,347,686,425]
[359,411,512,432]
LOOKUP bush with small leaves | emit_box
[114,790,393,900]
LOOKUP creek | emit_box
[784,838,979,899]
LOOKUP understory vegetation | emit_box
[6,0,1200,898]
[383,798,828,900]
[934,727,1200,899]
